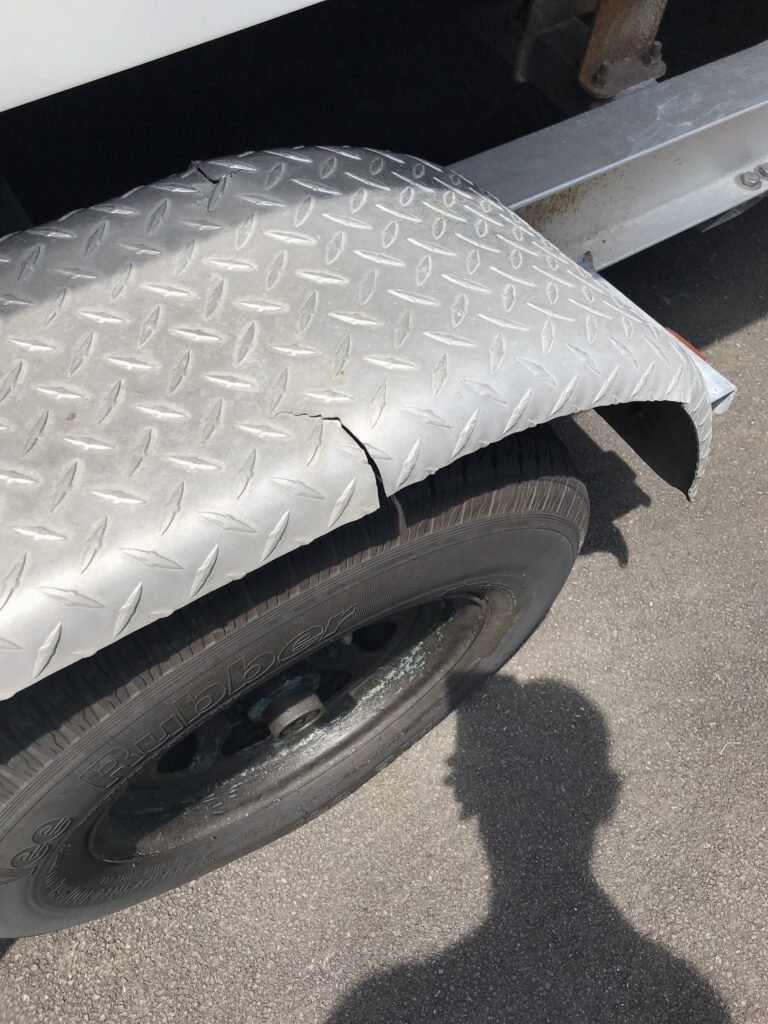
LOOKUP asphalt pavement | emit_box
[1,180,767,1024]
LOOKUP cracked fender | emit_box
[0,147,712,697]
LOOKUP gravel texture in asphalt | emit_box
[1,143,767,1024]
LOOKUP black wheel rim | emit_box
[88,594,489,864]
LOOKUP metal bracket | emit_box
[515,0,597,82]
[515,0,667,103]
[451,40,768,269]
[579,0,668,99]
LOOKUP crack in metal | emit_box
[282,411,387,509]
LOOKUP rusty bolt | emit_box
[593,62,609,88]
[643,40,663,67]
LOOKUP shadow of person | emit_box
[326,677,730,1024]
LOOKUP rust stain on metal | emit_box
[579,0,668,99]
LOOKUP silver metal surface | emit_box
[451,41,768,268]
[0,148,711,697]
[739,171,763,192]
[696,358,736,415]
[590,270,736,413]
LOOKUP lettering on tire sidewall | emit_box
[0,604,359,895]
[0,817,73,889]
[77,604,358,792]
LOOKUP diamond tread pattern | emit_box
[0,147,710,694]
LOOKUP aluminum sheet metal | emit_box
[0,148,711,696]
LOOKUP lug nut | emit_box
[265,690,324,741]
[643,40,663,67]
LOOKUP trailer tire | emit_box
[0,426,587,937]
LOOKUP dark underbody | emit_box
[1,0,767,227]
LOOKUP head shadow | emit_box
[327,674,730,1024]
[448,676,620,874]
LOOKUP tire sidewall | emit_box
[0,510,580,936]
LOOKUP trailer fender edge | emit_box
[0,147,712,695]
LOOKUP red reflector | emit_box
[666,328,707,362]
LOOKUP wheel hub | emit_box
[87,598,483,863]
[263,688,325,741]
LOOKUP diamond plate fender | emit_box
[0,147,712,698]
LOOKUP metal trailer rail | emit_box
[452,40,768,269]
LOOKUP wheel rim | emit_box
[88,594,489,864]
